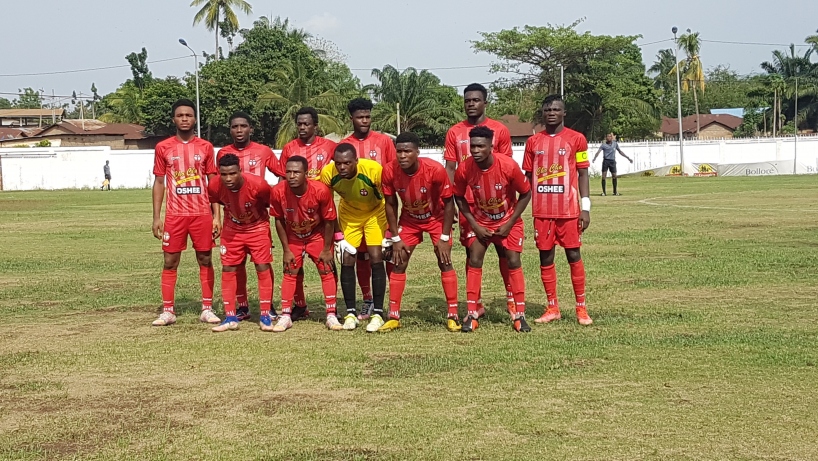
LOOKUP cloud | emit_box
[303,13,340,35]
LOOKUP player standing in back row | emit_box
[151,99,221,327]
[341,98,397,321]
[444,83,516,317]
[278,107,337,320]
[592,133,632,196]
[522,95,593,326]
[217,111,281,322]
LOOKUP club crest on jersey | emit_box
[163,232,170,241]
[194,154,202,162]
[249,159,258,166]
[316,154,324,162]
[420,187,427,194]
[360,189,369,196]
[220,245,227,255]
[306,208,315,214]
[245,202,252,208]
[558,148,567,156]
[494,183,503,190]
[369,150,378,159]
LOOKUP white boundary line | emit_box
[638,195,818,213]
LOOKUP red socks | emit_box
[357,261,373,301]
[498,257,514,302]
[236,264,248,308]
[388,272,407,319]
[441,270,459,318]
[161,269,177,313]
[221,271,237,317]
[280,273,296,315]
[569,260,587,308]
[294,271,306,307]
[508,267,526,314]
[199,265,214,310]
[257,268,273,317]
[320,272,337,315]
[466,266,482,317]
[540,264,559,310]
[466,260,483,307]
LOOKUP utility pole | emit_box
[793,77,798,174]
[673,27,685,175]
[396,102,401,135]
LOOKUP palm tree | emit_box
[648,49,676,92]
[671,31,705,137]
[806,29,818,52]
[99,83,142,124]
[191,0,253,60]
[369,65,461,135]
[761,45,818,133]
[257,59,345,148]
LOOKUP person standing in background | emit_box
[102,160,112,191]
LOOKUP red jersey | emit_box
[154,136,217,217]
[279,136,337,180]
[382,157,453,226]
[207,173,272,233]
[454,154,531,228]
[270,180,337,240]
[217,141,282,178]
[444,118,513,203]
[522,128,589,219]
[341,131,396,166]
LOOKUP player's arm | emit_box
[151,176,165,240]
[616,145,632,163]
[318,186,336,270]
[592,145,603,162]
[274,218,295,268]
[207,174,222,239]
[384,194,400,238]
[578,167,591,231]
[437,195,455,266]
[443,129,458,184]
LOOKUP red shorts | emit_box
[162,214,213,253]
[286,235,332,272]
[534,217,582,250]
[464,218,525,253]
[219,227,273,266]
[399,219,446,247]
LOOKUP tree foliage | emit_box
[0,98,11,109]
[13,88,42,109]
[191,0,253,59]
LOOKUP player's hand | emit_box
[334,239,357,263]
[282,249,297,273]
[629,158,634,164]
[579,211,591,232]
[435,239,452,266]
[318,249,334,274]
[212,218,222,240]
[152,218,163,240]
[392,240,410,266]
[473,224,493,242]
[494,222,513,239]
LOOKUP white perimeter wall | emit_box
[2,136,817,191]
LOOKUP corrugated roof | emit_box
[499,115,544,137]
[662,114,744,135]
[0,108,65,117]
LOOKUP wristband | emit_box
[439,234,451,242]
[333,232,345,241]
[391,235,402,243]
[581,197,591,212]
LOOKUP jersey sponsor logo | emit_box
[405,199,432,220]
[536,164,567,182]
[290,219,316,239]
[173,167,202,185]
[360,189,369,196]
[535,150,545,155]
[175,186,202,195]
[307,168,320,179]
[482,210,506,221]
[170,156,181,161]
[458,139,468,144]
[477,196,505,211]
[537,184,565,194]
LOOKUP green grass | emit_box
[1,176,817,460]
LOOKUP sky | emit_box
[1,0,815,104]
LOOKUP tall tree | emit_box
[672,31,705,137]
[806,29,818,52]
[368,64,461,135]
[0,98,11,109]
[760,45,818,132]
[649,49,677,92]
[191,0,253,60]
[13,88,42,109]
[125,48,153,93]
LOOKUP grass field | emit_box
[1,175,817,461]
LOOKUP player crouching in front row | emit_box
[208,154,276,332]
[270,156,341,332]
[454,126,533,333]
[381,132,460,332]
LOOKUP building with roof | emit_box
[499,115,544,144]
[661,114,744,140]
[0,120,160,149]
[0,108,65,127]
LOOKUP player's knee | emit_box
[195,251,212,266]
[163,253,181,270]
[342,253,356,267]
[255,263,271,273]
[506,252,522,269]
[539,249,556,266]
[222,265,237,273]
[565,248,582,263]
[468,256,484,269]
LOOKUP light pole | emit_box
[559,64,564,97]
[672,27,685,175]
[179,38,201,138]
[793,77,798,174]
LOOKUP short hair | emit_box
[469,126,494,141]
[347,98,373,114]
[463,83,488,100]
[542,94,564,107]
[394,132,420,149]
[295,107,319,124]
[229,111,254,126]
[286,155,308,172]
[334,142,357,157]
[171,99,196,117]
[218,153,240,168]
